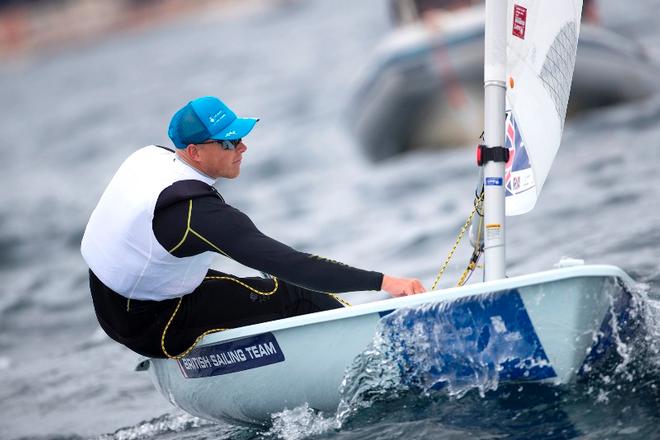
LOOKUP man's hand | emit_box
[381,275,427,297]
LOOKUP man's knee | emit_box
[281,282,344,316]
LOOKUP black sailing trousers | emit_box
[89,269,344,358]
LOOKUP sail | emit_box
[504,0,583,215]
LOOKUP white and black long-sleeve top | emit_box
[81,145,383,301]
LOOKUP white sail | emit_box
[504,0,583,215]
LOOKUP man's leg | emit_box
[278,281,346,317]
[163,270,346,356]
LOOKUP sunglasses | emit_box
[199,138,242,150]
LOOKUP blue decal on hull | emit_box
[382,289,556,390]
[178,332,284,378]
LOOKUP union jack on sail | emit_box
[504,111,535,198]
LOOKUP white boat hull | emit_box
[141,265,639,425]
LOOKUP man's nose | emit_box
[237,142,247,153]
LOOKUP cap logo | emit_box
[209,110,226,125]
[225,130,237,137]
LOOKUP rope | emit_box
[160,276,279,360]
[456,200,484,287]
[431,192,484,290]
[328,293,352,307]
[159,276,353,359]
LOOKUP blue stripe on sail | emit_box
[382,289,556,389]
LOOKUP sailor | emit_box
[81,96,426,359]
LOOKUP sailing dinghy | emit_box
[138,0,642,426]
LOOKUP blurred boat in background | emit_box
[348,0,660,161]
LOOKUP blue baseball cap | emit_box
[168,96,258,148]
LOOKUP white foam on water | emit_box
[490,315,507,333]
[336,300,526,425]
[335,328,410,425]
[266,403,338,440]
[615,281,658,379]
[96,412,207,440]
[379,300,524,398]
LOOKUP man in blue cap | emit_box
[81,96,425,359]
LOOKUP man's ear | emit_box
[186,144,200,162]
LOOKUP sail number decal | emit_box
[512,5,527,39]
[177,332,285,378]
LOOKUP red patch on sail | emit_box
[512,5,527,39]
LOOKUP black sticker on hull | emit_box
[177,332,285,378]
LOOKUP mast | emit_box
[483,0,507,281]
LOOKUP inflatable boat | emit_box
[348,5,660,161]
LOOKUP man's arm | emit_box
[153,181,425,296]
[153,188,382,293]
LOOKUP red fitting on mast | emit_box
[477,144,509,166]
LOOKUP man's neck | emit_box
[175,151,216,181]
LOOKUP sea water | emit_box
[1,0,659,439]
